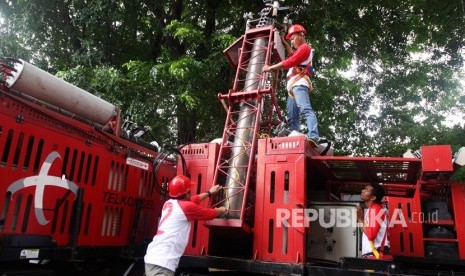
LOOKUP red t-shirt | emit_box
[282,44,312,69]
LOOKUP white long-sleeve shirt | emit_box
[144,196,217,272]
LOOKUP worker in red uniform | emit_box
[356,183,390,259]
[263,24,321,143]
[144,175,228,276]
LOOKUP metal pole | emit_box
[225,38,266,218]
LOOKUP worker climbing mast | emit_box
[206,0,288,230]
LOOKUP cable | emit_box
[151,144,188,196]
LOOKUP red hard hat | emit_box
[168,175,193,197]
[286,24,307,40]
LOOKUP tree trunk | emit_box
[177,103,197,144]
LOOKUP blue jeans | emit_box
[287,85,319,140]
[145,263,175,276]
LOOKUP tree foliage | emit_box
[291,0,465,155]
[0,0,464,155]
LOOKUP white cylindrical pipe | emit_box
[5,60,116,125]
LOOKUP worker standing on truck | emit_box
[263,24,321,144]
[144,175,228,276]
[356,183,390,259]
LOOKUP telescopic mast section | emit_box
[0,58,122,136]
[206,1,287,231]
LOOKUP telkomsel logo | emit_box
[7,151,79,225]
[275,207,438,228]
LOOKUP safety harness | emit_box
[287,62,314,98]
[369,231,387,259]
[367,206,389,260]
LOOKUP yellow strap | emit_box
[369,240,380,259]
[288,75,313,98]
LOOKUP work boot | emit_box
[288,130,305,137]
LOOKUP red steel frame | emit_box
[206,25,284,230]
